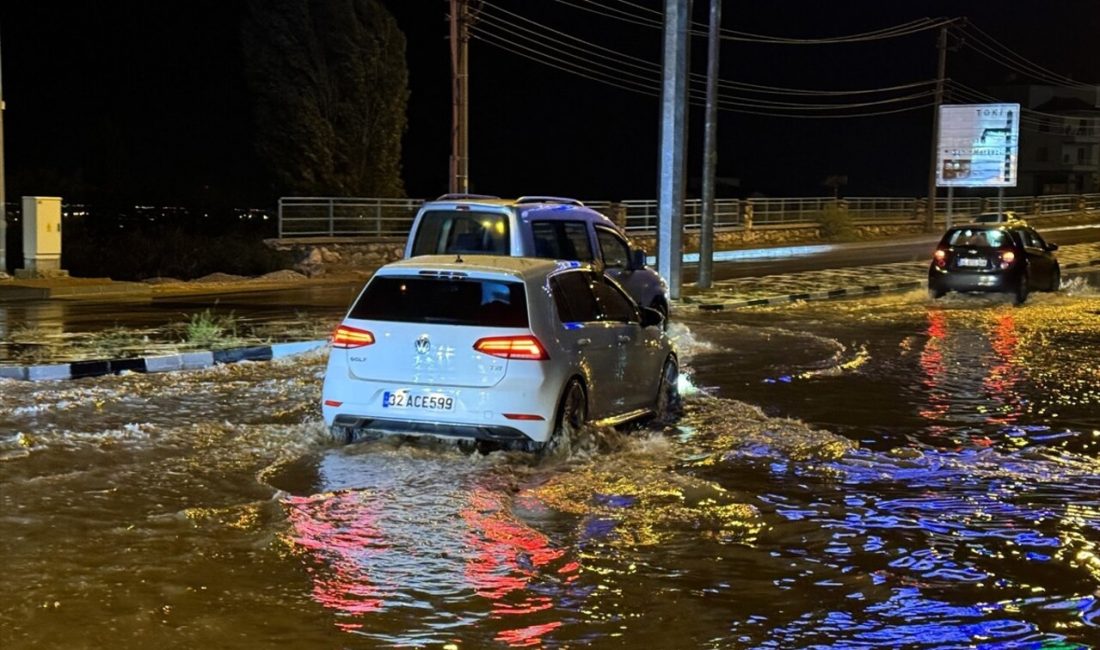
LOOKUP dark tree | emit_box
[243,0,409,197]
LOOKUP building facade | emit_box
[999,85,1100,195]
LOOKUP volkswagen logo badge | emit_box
[415,334,431,355]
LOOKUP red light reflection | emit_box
[462,487,578,647]
[982,313,1022,425]
[284,491,386,631]
[283,484,579,645]
[918,310,951,428]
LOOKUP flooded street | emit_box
[2,283,1099,648]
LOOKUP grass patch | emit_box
[183,309,244,349]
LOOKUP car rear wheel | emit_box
[1013,272,1030,305]
[653,357,682,423]
[928,286,946,300]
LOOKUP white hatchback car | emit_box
[321,255,680,452]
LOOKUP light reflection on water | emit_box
[2,293,1100,647]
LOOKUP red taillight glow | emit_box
[1000,250,1016,265]
[503,413,546,421]
[474,335,549,360]
[933,249,947,268]
[331,325,375,349]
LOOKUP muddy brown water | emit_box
[1,283,1098,648]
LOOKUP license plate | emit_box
[382,390,455,411]
[957,257,986,268]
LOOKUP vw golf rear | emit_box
[322,256,569,447]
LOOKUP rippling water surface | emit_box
[1,284,1098,648]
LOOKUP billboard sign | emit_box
[936,103,1020,187]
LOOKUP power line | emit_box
[484,1,940,99]
[471,24,937,118]
[959,23,1095,88]
[478,2,939,110]
[554,0,952,44]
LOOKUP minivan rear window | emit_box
[410,211,510,256]
[349,276,528,327]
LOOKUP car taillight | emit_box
[933,249,947,268]
[1000,250,1016,267]
[331,325,375,348]
[473,335,549,360]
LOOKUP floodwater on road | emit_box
[1,281,1098,648]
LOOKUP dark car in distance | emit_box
[928,222,1060,305]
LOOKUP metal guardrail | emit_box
[277,197,423,238]
[1036,194,1076,214]
[933,197,982,217]
[276,193,1100,238]
[621,199,741,232]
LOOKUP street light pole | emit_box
[657,0,691,300]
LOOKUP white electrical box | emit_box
[22,196,63,272]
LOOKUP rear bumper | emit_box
[929,267,1019,293]
[321,367,561,443]
[331,415,530,442]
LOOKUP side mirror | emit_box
[640,306,664,329]
[630,249,647,270]
[1046,242,1059,252]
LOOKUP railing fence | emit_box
[277,193,1100,239]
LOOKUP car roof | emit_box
[419,196,616,225]
[377,254,592,281]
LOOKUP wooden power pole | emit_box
[449,0,470,194]
[925,25,948,231]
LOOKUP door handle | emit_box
[576,338,591,347]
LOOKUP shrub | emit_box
[817,203,855,241]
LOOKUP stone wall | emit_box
[264,237,407,277]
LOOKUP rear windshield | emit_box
[946,229,1010,248]
[349,276,528,327]
[410,211,510,256]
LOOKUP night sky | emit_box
[2,0,1097,207]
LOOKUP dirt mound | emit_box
[142,277,185,284]
[192,273,248,283]
[252,270,308,282]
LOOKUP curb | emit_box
[0,340,329,382]
[678,280,925,312]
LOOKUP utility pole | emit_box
[0,31,7,274]
[697,0,721,289]
[449,0,470,194]
[657,0,691,300]
[925,24,948,232]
